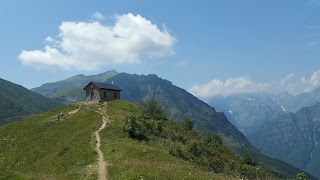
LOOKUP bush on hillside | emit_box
[178,118,193,130]
[124,100,271,178]
[124,101,166,140]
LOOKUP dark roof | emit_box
[83,81,122,91]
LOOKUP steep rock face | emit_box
[209,89,320,136]
[250,103,320,179]
[0,78,63,125]
[275,88,320,113]
[209,93,285,135]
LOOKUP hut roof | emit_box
[83,81,122,91]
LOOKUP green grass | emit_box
[100,100,237,179]
[0,104,101,180]
[0,100,281,179]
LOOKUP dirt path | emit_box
[68,108,79,115]
[95,104,109,180]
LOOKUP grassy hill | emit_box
[30,70,314,179]
[0,100,287,179]
[0,78,64,125]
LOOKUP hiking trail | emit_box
[94,103,109,180]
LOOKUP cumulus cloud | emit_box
[300,69,320,92]
[18,13,176,70]
[93,11,105,20]
[189,69,320,99]
[189,76,269,98]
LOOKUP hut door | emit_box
[90,91,94,100]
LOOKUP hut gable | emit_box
[83,81,121,102]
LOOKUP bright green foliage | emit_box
[296,172,307,180]
[124,101,165,140]
[138,100,167,121]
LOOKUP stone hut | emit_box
[83,81,122,102]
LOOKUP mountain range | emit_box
[209,88,320,179]
[210,92,285,135]
[31,70,311,178]
[0,78,63,125]
[209,88,320,136]
[250,102,320,179]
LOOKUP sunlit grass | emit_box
[101,100,233,179]
[0,104,101,180]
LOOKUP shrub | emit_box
[138,100,166,121]
[124,100,166,140]
[178,118,193,130]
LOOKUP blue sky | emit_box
[1,1,320,99]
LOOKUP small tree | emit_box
[179,118,193,130]
[125,100,166,140]
[296,172,307,180]
[124,108,147,140]
[242,153,254,165]
[138,100,166,121]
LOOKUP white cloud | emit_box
[189,69,320,99]
[18,13,176,70]
[45,36,54,42]
[189,76,269,98]
[300,69,320,93]
[93,11,105,20]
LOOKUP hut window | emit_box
[104,92,107,98]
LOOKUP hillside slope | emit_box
[32,70,118,104]
[31,71,312,178]
[0,104,101,179]
[0,101,281,179]
[0,78,63,125]
[250,103,320,179]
